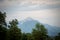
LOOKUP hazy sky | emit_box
[0,0,60,27]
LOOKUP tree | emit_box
[32,23,47,40]
[35,23,47,34]
[21,33,27,40]
[21,33,33,40]
[0,11,7,26]
[8,19,22,40]
[26,33,34,40]
[0,11,7,40]
[55,33,60,40]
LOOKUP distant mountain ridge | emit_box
[18,18,60,36]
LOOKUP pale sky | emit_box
[0,0,60,27]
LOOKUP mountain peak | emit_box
[24,17,34,21]
[18,18,60,36]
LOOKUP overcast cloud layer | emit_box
[0,0,60,27]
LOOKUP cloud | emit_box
[0,0,60,27]
[0,0,60,12]
[0,0,4,2]
[0,0,60,7]
[6,8,60,27]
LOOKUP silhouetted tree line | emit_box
[0,11,60,40]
